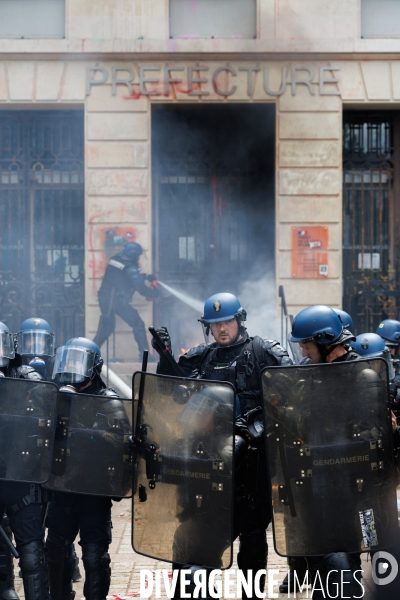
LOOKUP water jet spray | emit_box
[158,281,203,314]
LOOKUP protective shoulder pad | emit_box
[254,337,291,366]
[16,365,44,381]
[185,343,210,359]
[108,259,125,271]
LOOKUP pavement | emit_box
[13,497,378,600]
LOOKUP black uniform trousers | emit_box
[0,482,50,600]
[45,492,112,600]
[94,295,148,354]
[46,493,112,546]
[0,483,45,547]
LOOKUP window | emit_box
[0,0,65,39]
[169,0,256,39]
[361,0,400,38]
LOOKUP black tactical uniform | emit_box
[45,368,128,600]
[93,243,158,357]
[156,325,291,599]
[0,355,51,600]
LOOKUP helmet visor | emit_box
[52,345,95,384]
[17,330,55,356]
[0,331,14,360]
[288,340,304,365]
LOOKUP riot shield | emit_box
[132,373,235,568]
[0,377,58,483]
[44,391,132,497]
[261,359,398,556]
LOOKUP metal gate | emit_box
[0,110,84,344]
[343,112,400,334]
[152,105,275,352]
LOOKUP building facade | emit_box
[1,0,399,359]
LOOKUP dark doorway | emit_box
[343,111,400,334]
[0,110,84,345]
[152,104,275,353]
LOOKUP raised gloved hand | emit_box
[150,326,172,356]
[145,274,157,283]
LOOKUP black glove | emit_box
[145,274,157,283]
[151,326,172,356]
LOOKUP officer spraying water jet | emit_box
[93,243,159,360]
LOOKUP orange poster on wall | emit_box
[291,226,329,279]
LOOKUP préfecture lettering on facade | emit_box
[86,64,340,97]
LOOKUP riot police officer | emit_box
[45,337,125,600]
[15,318,55,381]
[0,322,51,600]
[351,332,394,377]
[351,332,400,599]
[0,318,55,600]
[14,318,82,584]
[289,305,364,600]
[376,319,400,362]
[152,292,291,600]
[93,242,159,359]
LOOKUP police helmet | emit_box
[291,305,344,345]
[333,308,354,333]
[121,242,143,260]
[52,337,103,386]
[199,293,247,325]
[16,318,55,357]
[376,319,400,347]
[0,322,15,368]
[179,384,233,435]
[352,332,395,379]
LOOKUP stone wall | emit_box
[0,57,398,351]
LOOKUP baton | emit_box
[0,524,19,559]
[148,327,184,377]
[134,350,148,440]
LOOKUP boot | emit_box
[237,529,268,600]
[279,556,308,593]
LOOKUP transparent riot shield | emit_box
[44,391,132,497]
[0,377,58,483]
[261,359,398,556]
[132,373,235,568]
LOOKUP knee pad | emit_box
[18,541,50,600]
[82,544,111,600]
[81,545,110,573]
[18,542,45,574]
